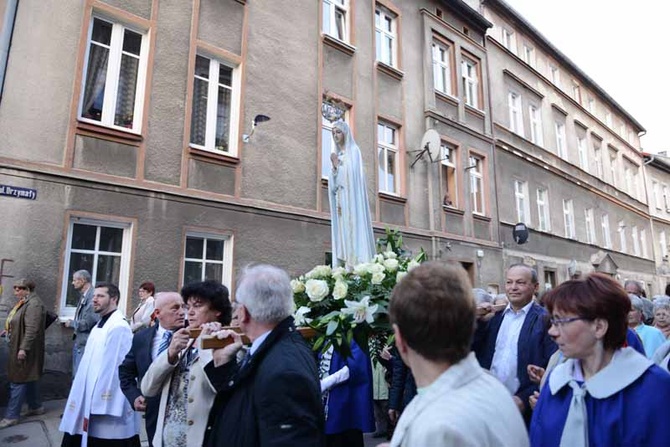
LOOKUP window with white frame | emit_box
[628,131,635,145]
[572,82,581,103]
[80,17,148,132]
[537,188,550,231]
[653,181,661,209]
[618,221,627,253]
[555,122,567,159]
[322,0,349,42]
[593,141,603,178]
[60,218,132,316]
[634,171,642,201]
[502,28,516,54]
[523,44,535,67]
[577,136,588,171]
[605,111,613,128]
[624,166,633,195]
[587,97,595,114]
[321,112,349,179]
[550,66,560,85]
[190,55,240,155]
[469,155,485,215]
[562,199,575,239]
[609,150,618,187]
[585,208,595,245]
[661,230,668,258]
[601,213,611,249]
[514,180,530,224]
[432,40,452,96]
[441,142,457,207]
[375,6,397,67]
[641,229,648,258]
[632,226,640,256]
[663,185,669,210]
[529,105,543,146]
[377,122,399,194]
[508,92,523,135]
[461,57,479,108]
[183,233,233,286]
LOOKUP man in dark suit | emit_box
[202,264,324,447]
[118,292,185,446]
[473,264,556,423]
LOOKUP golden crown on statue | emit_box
[321,97,346,123]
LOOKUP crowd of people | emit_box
[3,262,670,446]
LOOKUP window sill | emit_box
[435,90,460,106]
[473,213,491,222]
[189,147,240,166]
[464,104,485,118]
[376,61,404,81]
[442,205,464,216]
[378,191,407,204]
[322,34,356,57]
[76,120,143,145]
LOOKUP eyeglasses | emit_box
[13,286,26,291]
[550,316,590,327]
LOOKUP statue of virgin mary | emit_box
[328,121,376,268]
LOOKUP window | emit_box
[190,55,240,154]
[550,66,560,85]
[587,97,595,114]
[634,171,642,200]
[322,0,349,42]
[577,137,588,171]
[653,181,661,209]
[506,92,523,135]
[529,105,543,146]
[537,188,550,231]
[432,41,452,96]
[618,221,627,253]
[523,44,535,67]
[661,231,667,258]
[321,111,349,179]
[632,226,640,256]
[628,131,635,145]
[562,199,575,238]
[377,122,399,194]
[601,214,612,249]
[572,82,581,103]
[555,122,567,159]
[663,185,669,210]
[605,111,613,128]
[514,180,530,224]
[624,166,632,194]
[80,17,148,132]
[593,141,603,178]
[609,150,618,187]
[60,218,132,316]
[461,57,479,108]
[183,233,233,286]
[469,155,485,215]
[641,229,648,258]
[585,208,595,244]
[441,142,457,207]
[375,6,397,67]
[544,270,556,291]
[502,28,516,54]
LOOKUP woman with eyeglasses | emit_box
[130,281,155,332]
[529,273,670,447]
[0,279,46,428]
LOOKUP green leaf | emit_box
[312,335,326,352]
[326,319,339,336]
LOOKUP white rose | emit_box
[370,263,385,275]
[305,265,331,279]
[371,272,385,284]
[332,267,347,280]
[407,260,420,271]
[290,279,305,293]
[354,263,370,276]
[383,258,399,272]
[396,271,407,283]
[332,280,348,300]
[384,251,397,259]
[305,279,329,302]
[374,254,385,263]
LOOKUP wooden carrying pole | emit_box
[190,326,318,350]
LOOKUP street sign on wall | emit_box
[0,184,37,200]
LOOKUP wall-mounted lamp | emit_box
[242,114,271,143]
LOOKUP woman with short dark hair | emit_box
[530,273,670,447]
[130,281,155,332]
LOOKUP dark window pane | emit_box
[190,78,208,146]
[205,263,222,281]
[195,55,209,79]
[218,64,232,87]
[72,224,97,250]
[185,237,204,259]
[122,29,142,55]
[99,227,123,253]
[206,239,224,260]
[114,53,139,128]
[81,44,109,122]
[66,253,94,306]
[184,261,202,285]
[214,86,231,152]
[91,18,112,46]
[97,254,121,284]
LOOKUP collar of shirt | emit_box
[249,329,272,356]
[156,324,167,340]
[503,299,534,317]
[97,311,113,328]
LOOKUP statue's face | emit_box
[332,127,345,146]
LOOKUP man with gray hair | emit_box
[64,270,99,375]
[203,264,324,447]
[628,294,666,358]
[625,279,654,323]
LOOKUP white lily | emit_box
[341,296,379,324]
[294,306,313,326]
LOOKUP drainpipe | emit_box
[0,0,19,102]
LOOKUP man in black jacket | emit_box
[202,264,325,447]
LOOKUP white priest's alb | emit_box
[60,309,139,446]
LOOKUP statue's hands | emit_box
[330,152,339,168]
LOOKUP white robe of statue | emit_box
[328,121,376,268]
[60,309,139,446]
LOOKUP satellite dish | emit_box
[410,129,442,167]
[513,223,529,244]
